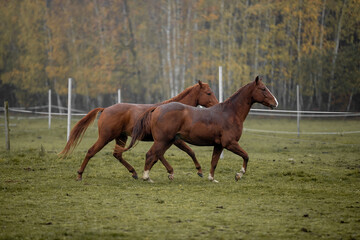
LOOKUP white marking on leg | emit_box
[143,170,149,180]
[235,167,246,181]
[208,173,213,181]
[239,167,245,178]
[208,173,219,183]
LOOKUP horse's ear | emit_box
[198,80,203,88]
[255,76,261,85]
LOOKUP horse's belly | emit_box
[186,139,215,146]
[141,133,154,141]
[180,129,217,146]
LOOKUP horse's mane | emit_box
[223,81,253,105]
[158,84,198,105]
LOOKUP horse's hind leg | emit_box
[113,134,138,179]
[143,141,173,182]
[77,138,108,181]
[146,155,174,179]
[174,139,203,177]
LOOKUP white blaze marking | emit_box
[267,87,279,107]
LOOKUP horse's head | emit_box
[251,76,278,109]
[197,80,219,107]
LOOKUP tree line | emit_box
[0,0,359,111]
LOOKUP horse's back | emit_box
[152,103,202,141]
[158,101,187,112]
[153,102,224,145]
[98,103,154,136]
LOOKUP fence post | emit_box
[219,66,224,159]
[4,101,10,151]
[219,66,223,102]
[297,84,300,137]
[67,78,72,141]
[118,89,121,104]
[48,89,51,129]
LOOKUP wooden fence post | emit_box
[4,101,10,150]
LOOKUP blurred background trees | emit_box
[0,0,359,111]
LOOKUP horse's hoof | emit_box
[235,172,243,181]
[143,178,154,183]
[197,172,203,178]
[168,174,174,180]
[76,175,82,181]
[208,173,219,183]
[132,174,138,180]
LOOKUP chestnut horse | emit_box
[59,81,218,180]
[121,76,278,182]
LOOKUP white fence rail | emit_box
[1,73,360,139]
[1,105,360,136]
[2,106,360,118]
[249,109,360,117]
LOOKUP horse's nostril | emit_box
[270,104,277,110]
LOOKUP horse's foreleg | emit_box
[77,138,107,181]
[174,140,203,177]
[225,142,249,181]
[208,144,224,183]
[113,135,138,179]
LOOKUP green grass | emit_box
[0,114,359,239]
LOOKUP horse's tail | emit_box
[115,106,156,154]
[59,108,104,158]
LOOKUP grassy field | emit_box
[0,114,359,239]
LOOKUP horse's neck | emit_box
[162,87,197,106]
[224,83,253,122]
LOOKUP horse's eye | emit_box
[261,88,266,91]
[207,92,211,95]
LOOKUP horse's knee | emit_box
[86,147,97,158]
[86,149,93,157]
[145,151,152,161]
